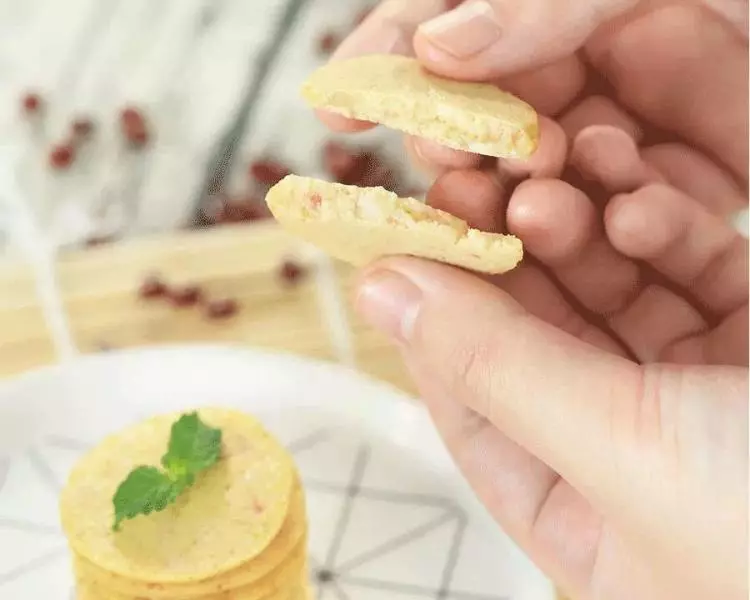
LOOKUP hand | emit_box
[321,1,749,599]
[322,0,747,217]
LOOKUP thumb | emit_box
[355,257,643,507]
[414,0,638,79]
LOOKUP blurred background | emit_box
[0,0,427,390]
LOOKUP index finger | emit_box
[316,0,449,132]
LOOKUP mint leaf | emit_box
[112,467,180,531]
[112,413,222,531]
[161,412,222,479]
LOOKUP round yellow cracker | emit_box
[266,175,523,274]
[74,546,308,600]
[301,54,539,159]
[61,408,296,583]
[73,482,307,598]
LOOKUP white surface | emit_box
[0,346,555,599]
[0,0,309,243]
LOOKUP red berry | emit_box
[215,198,253,224]
[249,160,291,186]
[126,123,149,147]
[322,141,367,185]
[359,152,398,189]
[168,284,202,307]
[49,144,76,170]
[119,107,149,148]
[139,274,167,299]
[120,107,142,125]
[279,260,306,285]
[85,235,113,247]
[204,298,239,319]
[21,92,42,114]
[318,32,339,54]
[71,117,94,141]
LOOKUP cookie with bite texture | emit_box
[266,175,523,274]
[301,54,539,160]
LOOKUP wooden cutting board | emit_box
[0,221,415,396]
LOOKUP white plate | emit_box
[0,345,555,600]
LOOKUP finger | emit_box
[507,179,642,315]
[496,265,627,356]
[405,55,582,174]
[495,54,587,117]
[426,168,502,230]
[607,284,708,363]
[497,116,568,181]
[413,0,637,80]
[507,179,713,362]
[666,305,749,367]
[354,256,643,518]
[641,143,748,217]
[317,0,446,132]
[404,351,600,600]
[702,0,749,38]
[427,170,628,356]
[586,4,749,182]
[569,125,663,193]
[606,183,749,315]
[405,135,483,175]
[356,259,750,598]
[559,95,643,143]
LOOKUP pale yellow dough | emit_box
[266,175,523,274]
[301,54,539,159]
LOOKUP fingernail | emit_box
[418,0,501,59]
[356,270,422,343]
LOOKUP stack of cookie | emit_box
[60,408,310,599]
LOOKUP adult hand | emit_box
[318,1,750,599]
[321,0,748,218]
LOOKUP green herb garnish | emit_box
[112,412,222,531]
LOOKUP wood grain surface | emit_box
[0,221,415,397]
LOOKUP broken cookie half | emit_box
[266,175,523,275]
[302,54,539,160]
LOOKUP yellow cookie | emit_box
[266,175,523,274]
[60,408,296,583]
[74,542,308,600]
[72,481,308,598]
[302,54,539,159]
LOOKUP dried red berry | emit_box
[120,107,142,125]
[49,144,76,170]
[168,285,202,307]
[139,274,167,299]
[119,107,149,148]
[323,141,367,185]
[71,117,94,141]
[359,152,398,189]
[279,260,306,285]
[213,197,263,224]
[204,298,239,319]
[249,160,291,186]
[318,32,339,54]
[85,235,114,247]
[21,92,42,114]
[126,124,149,147]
